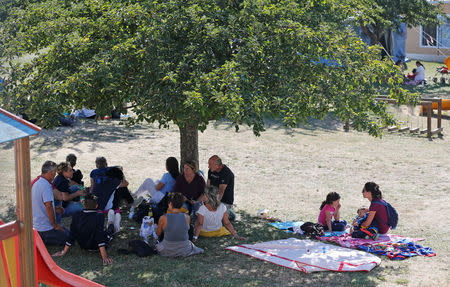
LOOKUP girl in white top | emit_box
[193,186,245,241]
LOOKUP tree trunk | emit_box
[178,122,199,168]
[361,24,380,46]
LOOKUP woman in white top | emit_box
[406,61,426,85]
[413,61,425,84]
[193,186,245,241]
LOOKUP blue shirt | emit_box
[90,168,110,183]
[53,175,70,193]
[160,172,176,195]
[53,174,80,207]
[32,177,55,232]
[92,177,121,210]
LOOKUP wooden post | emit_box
[437,99,442,137]
[427,103,432,138]
[344,119,349,132]
[14,137,36,287]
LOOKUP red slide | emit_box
[34,230,105,287]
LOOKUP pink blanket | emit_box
[317,234,423,249]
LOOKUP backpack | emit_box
[128,240,157,257]
[300,222,324,238]
[152,192,172,223]
[132,202,151,224]
[372,200,398,230]
[132,193,172,224]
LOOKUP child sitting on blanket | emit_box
[406,68,416,81]
[349,207,368,234]
[351,207,379,240]
[318,192,347,232]
[352,207,369,227]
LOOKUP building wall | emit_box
[406,3,450,62]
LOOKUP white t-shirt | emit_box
[32,177,55,232]
[415,65,425,82]
[197,203,227,232]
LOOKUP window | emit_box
[421,24,437,46]
[437,15,450,48]
[420,14,450,49]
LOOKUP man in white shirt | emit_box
[32,161,68,245]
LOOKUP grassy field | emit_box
[0,115,449,287]
[403,59,450,98]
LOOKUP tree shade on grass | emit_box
[0,0,417,163]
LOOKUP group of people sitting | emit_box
[31,152,395,265]
[317,182,394,240]
[395,60,426,86]
[31,154,244,264]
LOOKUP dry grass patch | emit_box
[1,117,449,286]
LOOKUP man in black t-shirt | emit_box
[207,155,235,220]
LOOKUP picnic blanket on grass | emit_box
[317,233,423,249]
[226,238,381,273]
[317,234,434,260]
[358,239,436,260]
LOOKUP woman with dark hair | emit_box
[155,193,204,257]
[360,182,390,234]
[53,162,86,223]
[174,160,205,215]
[129,157,181,218]
[317,192,347,232]
[406,61,426,85]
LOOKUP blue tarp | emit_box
[393,23,407,63]
[297,52,345,68]
[352,21,407,63]
[310,57,344,68]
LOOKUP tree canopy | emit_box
[358,0,441,45]
[0,0,414,163]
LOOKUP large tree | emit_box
[1,0,413,164]
[358,0,441,45]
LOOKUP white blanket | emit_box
[226,238,381,273]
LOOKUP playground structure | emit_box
[0,221,104,287]
[344,96,445,138]
[432,57,450,85]
[421,99,450,111]
[376,96,444,138]
[0,108,104,287]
